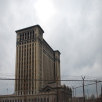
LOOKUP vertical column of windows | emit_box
[28,44,30,94]
[39,43,42,88]
[46,55,48,84]
[19,45,21,93]
[27,44,29,93]
[15,48,17,92]
[51,60,54,80]
[18,46,20,93]
[48,58,49,82]
[52,60,54,81]
[30,42,33,93]
[22,45,24,93]
[21,45,25,93]
[26,44,27,92]
[26,44,29,94]
[16,47,19,92]
[48,57,52,80]
[50,59,53,81]
[18,47,21,94]
[18,46,21,92]
[19,45,22,93]
[43,53,47,86]
[29,44,31,94]
[23,43,27,94]
[32,43,34,93]
[30,43,32,94]
[49,59,51,81]
[43,54,45,86]
[34,43,36,93]
[27,44,29,94]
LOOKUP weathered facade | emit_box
[15,25,61,95]
[0,84,72,102]
[0,25,72,102]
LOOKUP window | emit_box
[47,98,49,102]
[35,98,36,102]
[44,98,46,102]
[41,98,42,102]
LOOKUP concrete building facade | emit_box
[15,25,60,95]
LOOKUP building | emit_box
[15,25,61,95]
[0,25,72,102]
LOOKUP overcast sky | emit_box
[0,0,102,96]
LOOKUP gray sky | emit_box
[0,0,102,96]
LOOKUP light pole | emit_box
[72,86,75,102]
[87,89,89,99]
[81,76,85,102]
[95,80,98,98]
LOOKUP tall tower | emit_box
[15,25,61,95]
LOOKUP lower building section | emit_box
[0,84,72,102]
[0,93,56,102]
